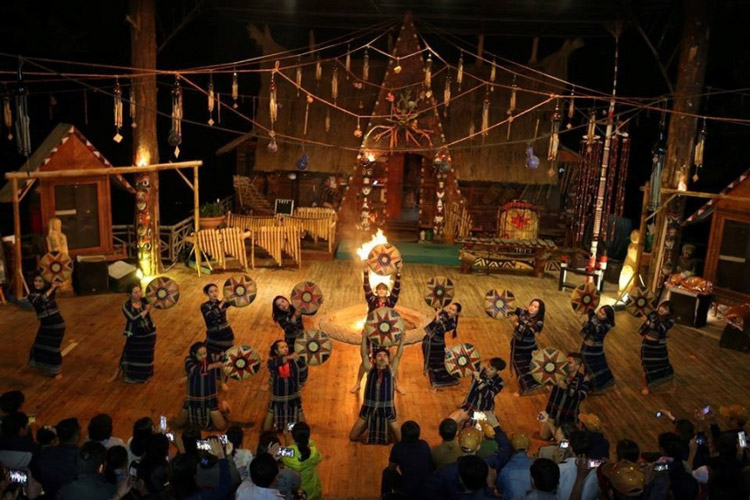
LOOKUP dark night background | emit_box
[1,0,749,260]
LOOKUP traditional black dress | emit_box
[359,366,396,444]
[640,311,675,388]
[27,288,66,375]
[460,369,504,418]
[120,299,157,383]
[580,311,615,392]
[510,307,544,394]
[422,311,459,388]
[183,355,219,429]
[274,310,304,348]
[545,371,590,424]
[363,270,401,358]
[267,356,308,431]
[201,300,234,363]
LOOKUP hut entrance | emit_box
[385,153,422,223]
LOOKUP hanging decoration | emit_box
[303,94,312,136]
[331,66,339,105]
[113,78,123,143]
[3,87,13,141]
[13,58,31,156]
[443,76,451,118]
[325,108,331,132]
[547,99,561,161]
[363,47,370,81]
[648,112,667,211]
[584,109,598,150]
[456,52,464,91]
[424,52,432,90]
[489,60,496,92]
[295,56,302,97]
[267,132,278,153]
[345,43,351,77]
[169,79,183,157]
[693,118,706,182]
[434,171,447,240]
[573,136,604,244]
[354,118,362,138]
[315,56,322,85]
[232,70,239,109]
[269,72,278,127]
[367,90,434,149]
[128,79,137,128]
[207,74,215,126]
[296,151,309,171]
[481,86,490,140]
[566,87,575,129]
[393,57,402,74]
[525,146,540,169]
[507,76,517,139]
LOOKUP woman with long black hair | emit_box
[282,422,322,500]
[114,283,157,384]
[263,339,308,431]
[174,342,228,431]
[200,283,235,390]
[640,300,675,395]
[421,302,462,388]
[509,298,545,396]
[580,305,616,393]
[27,275,66,378]
[272,296,304,347]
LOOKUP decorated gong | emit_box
[290,281,324,315]
[626,287,656,317]
[223,275,257,308]
[530,348,569,386]
[145,276,180,310]
[570,282,600,315]
[294,330,333,366]
[364,307,405,347]
[444,343,481,378]
[425,276,455,310]
[367,244,402,276]
[223,345,262,380]
[484,289,516,319]
[39,251,73,283]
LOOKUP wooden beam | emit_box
[175,168,194,191]
[11,178,23,298]
[193,165,201,277]
[661,187,750,204]
[4,161,203,180]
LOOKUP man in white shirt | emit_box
[557,431,597,500]
[236,453,285,500]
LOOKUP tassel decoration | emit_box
[547,100,561,161]
[232,70,239,109]
[295,56,302,97]
[457,52,464,91]
[315,57,322,84]
[325,108,331,133]
[584,109,597,149]
[489,60,496,92]
[363,48,370,82]
[345,44,351,78]
[169,79,183,157]
[566,87,575,129]
[207,75,215,126]
[424,53,432,89]
[693,118,706,182]
[507,76,517,115]
[3,91,12,140]
[303,94,311,136]
[113,78,123,143]
[331,66,339,104]
[481,86,490,139]
[269,73,278,128]
[128,80,137,128]
[13,58,31,156]
[443,76,451,118]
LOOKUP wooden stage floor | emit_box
[2,261,749,497]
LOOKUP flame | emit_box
[356,229,392,291]
[136,148,150,167]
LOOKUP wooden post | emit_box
[193,165,201,277]
[11,178,23,298]
[634,183,650,278]
[648,0,711,290]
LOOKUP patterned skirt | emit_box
[359,403,396,445]
[511,337,541,394]
[421,334,459,388]
[29,313,66,375]
[581,342,615,392]
[268,393,303,431]
[120,331,157,383]
[641,338,674,388]
[206,325,234,361]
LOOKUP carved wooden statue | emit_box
[46,218,72,292]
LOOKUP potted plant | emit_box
[199,201,226,230]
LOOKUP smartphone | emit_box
[165,431,175,442]
[128,465,138,478]
[219,434,228,445]
[696,433,707,446]
[9,470,28,484]
[738,431,747,449]
[287,422,296,432]
[587,459,602,468]
[655,411,664,418]
[159,415,167,432]
[278,447,295,458]
[653,463,668,472]
[702,405,711,415]
[196,440,211,451]
[28,413,36,425]
[537,412,546,422]
[559,439,570,449]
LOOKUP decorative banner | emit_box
[290,281,324,315]
[484,289,515,319]
[145,276,180,310]
[530,348,570,386]
[294,329,333,366]
[365,307,405,347]
[424,276,455,309]
[444,343,481,378]
[626,287,656,317]
[223,275,257,308]
[570,281,600,315]
[367,243,402,276]
[39,251,73,283]
[223,345,262,380]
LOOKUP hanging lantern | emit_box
[354,118,363,138]
[3,91,12,140]
[363,48,370,82]
[525,146,540,169]
[315,57,322,84]
[207,75,215,126]
[296,151,309,171]
[13,59,31,156]
[325,108,331,132]
[566,87,575,129]
[481,86,490,138]
[547,100,561,161]
[425,53,432,89]
[128,79,137,129]
[693,118,706,182]
[169,79,183,157]
[393,57,402,74]
[113,78,123,143]
[267,131,278,153]
[507,76,517,116]
[457,52,464,91]
[295,56,302,97]
[345,44,351,77]
[331,66,339,104]
[489,60,497,93]
[269,74,278,126]
[443,76,451,118]
[232,70,239,109]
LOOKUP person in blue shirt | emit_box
[497,432,533,500]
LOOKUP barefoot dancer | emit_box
[451,357,506,426]
[350,264,402,393]
[27,275,66,379]
[113,283,157,384]
[263,339,308,431]
[540,352,590,440]
[174,342,228,430]
[580,305,616,393]
[509,299,545,396]
[639,301,675,396]
[201,283,235,390]
[422,303,462,388]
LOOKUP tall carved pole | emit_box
[649,0,711,291]
[129,0,160,276]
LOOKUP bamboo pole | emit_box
[11,178,23,298]
[4,161,202,180]
[660,188,750,204]
[193,165,201,277]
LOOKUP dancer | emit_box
[509,298,545,396]
[451,357,506,425]
[349,333,405,444]
[639,301,675,395]
[349,264,402,393]
[263,339,308,431]
[580,305,616,393]
[113,283,157,384]
[422,303,462,388]
[540,352,590,440]
[174,342,228,431]
[272,296,304,347]
[201,284,235,390]
[27,275,66,379]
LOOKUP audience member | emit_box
[578,413,609,460]
[520,458,559,499]
[246,430,302,500]
[57,441,129,500]
[31,417,81,498]
[597,439,644,499]
[180,426,241,491]
[0,412,36,469]
[557,431,597,500]
[693,432,748,499]
[497,432,532,499]
[171,438,233,499]
[36,425,58,449]
[432,418,462,469]
[536,421,577,461]
[648,432,698,500]
[87,413,126,449]
[282,422,322,500]
[104,445,129,485]
[236,452,282,500]
[475,423,499,459]
[711,404,748,440]
[456,455,492,499]
[0,391,25,430]
[227,425,253,481]
[127,417,155,465]
[382,420,434,499]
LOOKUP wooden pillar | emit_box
[11,178,23,298]
[130,0,160,276]
[193,166,201,276]
[649,0,711,290]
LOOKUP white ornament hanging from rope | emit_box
[345,44,351,78]
[443,76,451,118]
[315,57,322,85]
[207,75,215,126]
[489,60,496,92]
[128,80,137,129]
[232,70,239,109]
[424,52,432,89]
[169,79,183,157]
[566,87,575,129]
[507,75,517,115]
[456,52,464,91]
[481,86,490,140]
[331,66,339,105]
[363,48,370,82]
[693,119,706,182]
[113,78,123,143]
[295,56,302,97]
[269,76,278,127]
[303,94,312,136]
[325,108,331,132]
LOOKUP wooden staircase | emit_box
[233,175,274,215]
